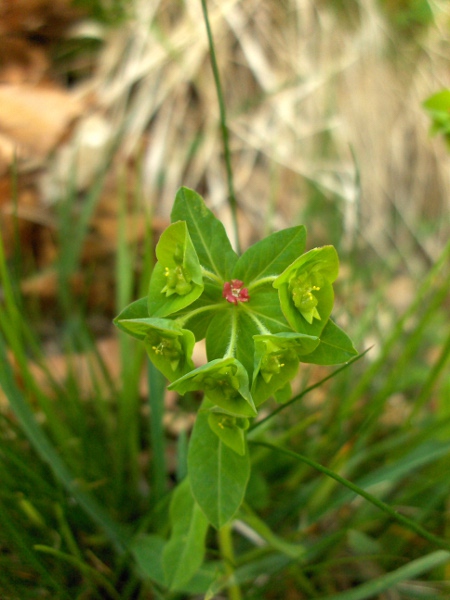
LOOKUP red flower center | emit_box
[223,280,250,304]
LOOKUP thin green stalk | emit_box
[34,545,122,600]
[356,275,450,442]
[115,175,141,498]
[0,499,70,598]
[200,0,241,254]
[410,325,450,421]
[249,348,370,432]
[219,523,242,600]
[340,237,450,419]
[250,440,450,552]
[0,335,128,553]
[148,361,167,501]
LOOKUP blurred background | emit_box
[1,0,449,302]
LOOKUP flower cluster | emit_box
[222,280,250,304]
[115,188,356,455]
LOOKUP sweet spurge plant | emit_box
[114,186,357,591]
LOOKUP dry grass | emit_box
[44,0,450,261]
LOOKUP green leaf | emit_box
[273,245,339,336]
[188,408,251,529]
[208,412,249,456]
[163,478,209,591]
[252,332,319,406]
[113,297,148,339]
[232,226,306,286]
[205,288,292,378]
[300,319,358,365]
[117,317,195,381]
[423,89,450,113]
[171,187,238,281]
[205,308,258,377]
[131,534,166,586]
[423,90,450,142]
[274,382,292,404]
[174,282,224,341]
[148,221,204,317]
[169,357,257,418]
[245,286,292,333]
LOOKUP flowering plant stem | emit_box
[219,523,242,600]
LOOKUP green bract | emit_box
[208,411,249,456]
[169,358,257,418]
[252,332,319,406]
[115,315,195,382]
[273,246,339,335]
[114,187,357,470]
[148,221,204,317]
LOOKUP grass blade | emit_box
[0,335,128,553]
[317,550,450,600]
[250,441,450,551]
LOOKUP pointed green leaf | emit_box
[163,478,209,591]
[232,226,306,286]
[117,317,195,381]
[113,297,149,340]
[205,308,259,377]
[273,246,339,336]
[169,357,257,418]
[188,408,251,529]
[245,286,292,334]
[131,536,219,594]
[171,187,238,280]
[252,332,319,406]
[148,221,204,317]
[299,319,358,365]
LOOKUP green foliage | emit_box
[379,0,434,32]
[162,478,209,590]
[423,89,450,147]
[188,407,251,529]
[2,190,450,598]
[114,188,357,534]
[115,188,356,459]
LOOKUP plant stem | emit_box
[200,0,241,254]
[218,523,242,600]
[250,440,450,552]
[248,348,370,432]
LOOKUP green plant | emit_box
[116,186,356,492]
[111,178,450,597]
[2,1,450,598]
[423,89,450,147]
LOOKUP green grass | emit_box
[1,176,450,598]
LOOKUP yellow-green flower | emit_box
[273,246,339,335]
[169,357,257,418]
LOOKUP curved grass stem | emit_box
[201,0,241,254]
[249,440,450,552]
